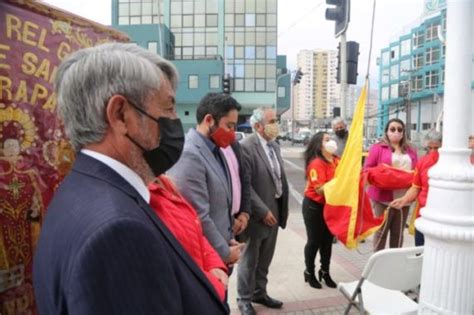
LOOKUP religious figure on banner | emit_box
[0,108,45,314]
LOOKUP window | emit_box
[277,86,285,97]
[411,75,423,92]
[426,23,440,41]
[414,53,424,69]
[390,83,399,99]
[382,87,389,100]
[422,123,431,130]
[390,64,399,80]
[425,70,439,89]
[400,59,411,73]
[188,75,199,89]
[413,31,424,48]
[382,68,389,84]
[390,47,399,60]
[401,39,411,56]
[245,14,255,26]
[206,14,218,27]
[147,41,158,53]
[381,51,390,66]
[209,75,220,89]
[266,46,276,59]
[425,47,440,65]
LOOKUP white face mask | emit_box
[323,140,338,155]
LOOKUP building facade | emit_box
[293,49,340,123]
[377,1,473,143]
[111,0,289,127]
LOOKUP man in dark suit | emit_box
[237,107,289,315]
[33,43,228,315]
[168,93,247,267]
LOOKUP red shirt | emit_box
[304,157,339,204]
[412,151,439,211]
[149,176,227,301]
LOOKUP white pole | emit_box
[340,32,347,119]
[417,0,474,314]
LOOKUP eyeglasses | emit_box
[389,127,403,133]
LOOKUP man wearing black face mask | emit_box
[34,43,229,315]
[331,117,348,158]
[168,93,246,269]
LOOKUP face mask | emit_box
[335,129,347,139]
[323,140,338,155]
[127,102,185,176]
[387,132,403,143]
[210,126,235,148]
[264,123,279,140]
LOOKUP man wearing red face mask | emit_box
[168,93,246,269]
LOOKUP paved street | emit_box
[227,142,415,314]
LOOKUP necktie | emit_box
[267,143,283,197]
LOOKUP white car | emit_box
[235,131,246,142]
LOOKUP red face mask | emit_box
[210,127,235,148]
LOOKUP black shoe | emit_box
[237,301,256,315]
[318,270,337,288]
[251,295,283,309]
[304,270,322,289]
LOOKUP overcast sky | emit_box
[43,0,426,87]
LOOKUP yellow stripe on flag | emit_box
[324,82,368,248]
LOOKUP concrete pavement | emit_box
[226,145,416,314]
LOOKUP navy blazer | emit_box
[33,153,228,315]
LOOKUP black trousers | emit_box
[302,197,333,273]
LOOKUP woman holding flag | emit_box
[364,118,418,252]
[302,132,338,289]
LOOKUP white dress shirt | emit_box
[256,132,281,174]
[81,149,150,203]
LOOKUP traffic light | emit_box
[346,41,359,84]
[325,0,350,37]
[223,74,231,94]
[335,41,359,85]
[293,69,303,85]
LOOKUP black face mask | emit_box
[335,129,347,139]
[126,102,185,176]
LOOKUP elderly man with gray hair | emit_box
[390,130,442,246]
[236,107,289,315]
[331,117,348,157]
[33,43,228,314]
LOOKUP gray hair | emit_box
[249,107,272,129]
[424,130,442,143]
[331,117,346,128]
[55,42,178,151]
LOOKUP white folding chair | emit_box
[338,246,423,315]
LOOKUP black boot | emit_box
[304,270,322,289]
[318,270,337,288]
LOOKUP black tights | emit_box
[302,197,333,273]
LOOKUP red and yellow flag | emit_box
[323,82,384,249]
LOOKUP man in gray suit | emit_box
[168,93,247,267]
[237,107,289,315]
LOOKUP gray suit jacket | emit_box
[168,128,233,261]
[240,134,289,239]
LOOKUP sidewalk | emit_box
[226,146,416,314]
[227,209,415,315]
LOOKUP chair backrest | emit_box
[361,246,424,291]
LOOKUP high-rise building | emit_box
[294,49,340,123]
[111,0,289,127]
[376,0,473,142]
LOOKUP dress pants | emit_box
[302,197,333,273]
[237,224,279,301]
[372,200,409,251]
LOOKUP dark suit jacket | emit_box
[33,153,228,315]
[240,134,289,239]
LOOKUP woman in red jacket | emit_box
[302,132,338,289]
[148,175,228,302]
